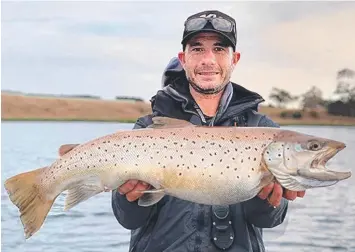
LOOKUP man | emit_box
[111,10,305,252]
[60,9,305,252]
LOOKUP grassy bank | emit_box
[2,92,355,126]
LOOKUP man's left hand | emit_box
[258,182,305,207]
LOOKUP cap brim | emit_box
[181,29,235,49]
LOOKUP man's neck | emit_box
[189,85,224,117]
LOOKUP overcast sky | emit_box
[2,1,355,105]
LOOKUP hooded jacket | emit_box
[111,57,288,252]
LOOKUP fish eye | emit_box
[307,140,322,151]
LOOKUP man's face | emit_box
[178,32,240,95]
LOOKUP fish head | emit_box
[263,130,351,191]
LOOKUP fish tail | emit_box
[4,166,55,239]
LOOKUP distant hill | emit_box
[2,92,355,125]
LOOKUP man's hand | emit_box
[58,143,150,202]
[118,180,150,202]
[258,181,306,207]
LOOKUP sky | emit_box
[2,1,355,106]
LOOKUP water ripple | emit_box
[2,123,355,252]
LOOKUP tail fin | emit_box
[4,167,56,239]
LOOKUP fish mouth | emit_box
[311,143,344,168]
[300,142,351,182]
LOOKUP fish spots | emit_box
[252,168,255,171]
[179,173,182,176]
[220,172,223,175]
[190,151,193,155]
[226,166,230,169]
[241,159,244,163]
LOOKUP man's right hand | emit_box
[118,180,150,202]
[59,143,150,202]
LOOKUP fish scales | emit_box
[4,116,351,239]
[42,126,277,205]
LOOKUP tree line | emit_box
[269,68,355,117]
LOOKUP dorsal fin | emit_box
[58,144,79,156]
[148,116,195,129]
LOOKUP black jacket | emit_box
[111,57,288,252]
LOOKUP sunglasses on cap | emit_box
[184,17,234,33]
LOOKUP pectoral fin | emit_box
[137,189,165,207]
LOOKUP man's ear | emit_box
[178,51,186,66]
[233,51,241,65]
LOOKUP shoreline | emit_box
[2,92,355,126]
[2,118,355,126]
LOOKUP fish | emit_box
[4,116,351,239]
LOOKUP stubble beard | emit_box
[188,79,227,95]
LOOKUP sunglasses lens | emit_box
[185,17,233,33]
[185,18,208,31]
[211,18,233,32]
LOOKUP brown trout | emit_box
[4,117,351,239]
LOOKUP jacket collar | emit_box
[151,57,265,125]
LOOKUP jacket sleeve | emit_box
[111,114,156,230]
[243,114,289,228]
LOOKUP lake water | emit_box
[1,122,354,252]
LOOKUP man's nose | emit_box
[201,49,216,65]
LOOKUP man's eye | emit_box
[192,47,203,52]
[215,47,225,51]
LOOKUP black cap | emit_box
[181,10,237,51]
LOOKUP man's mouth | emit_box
[197,72,219,76]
